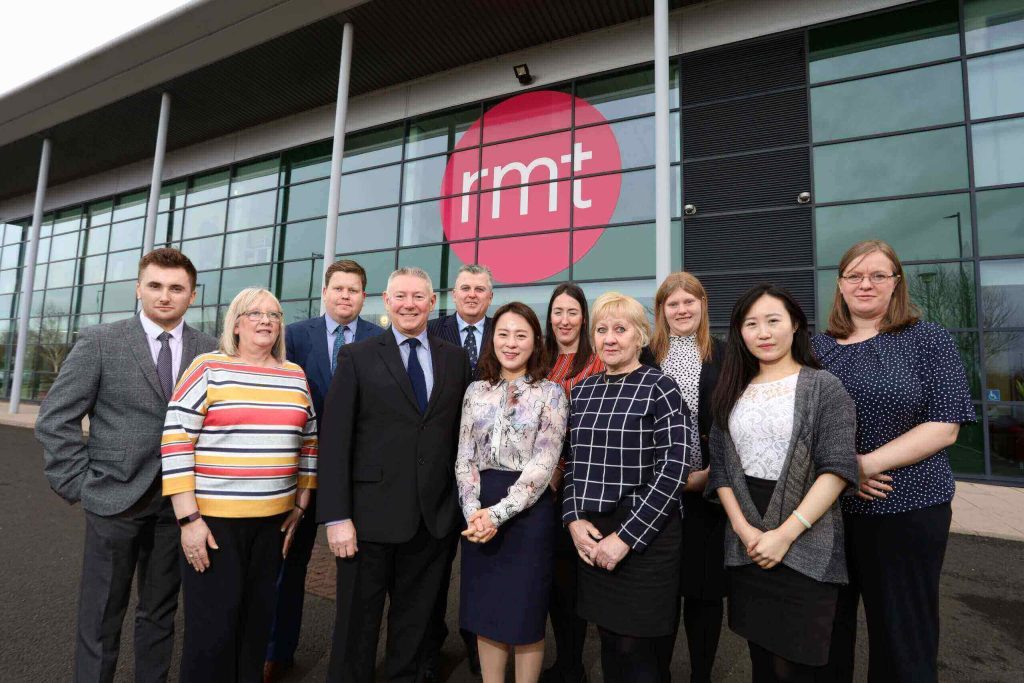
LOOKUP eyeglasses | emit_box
[243,310,284,322]
[838,273,900,285]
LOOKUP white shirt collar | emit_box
[456,313,484,334]
[325,314,356,336]
[139,311,184,341]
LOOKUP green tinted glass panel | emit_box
[106,249,139,282]
[398,244,465,290]
[223,227,274,268]
[183,305,220,337]
[181,235,224,272]
[158,181,187,212]
[30,289,45,315]
[279,300,315,327]
[110,218,144,251]
[968,49,1024,119]
[965,0,1024,53]
[337,207,398,253]
[972,117,1024,187]
[406,106,479,159]
[987,405,1024,479]
[338,250,393,294]
[345,125,403,172]
[82,255,106,285]
[187,170,230,206]
[813,127,968,203]
[88,200,113,226]
[283,179,329,222]
[948,408,985,475]
[43,287,73,317]
[220,266,271,303]
[341,165,401,211]
[102,280,137,312]
[47,260,76,289]
[274,259,316,301]
[284,140,331,185]
[227,190,278,231]
[671,219,682,273]
[815,193,972,266]
[231,158,279,196]
[808,0,960,83]
[49,232,78,261]
[401,200,446,246]
[573,224,655,280]
[576,64,678,120]
[810,62,964,141]
[980,259,1024,327]
[113,191,148,222]
[84,225,109,256]
[906,262,976,329]
[76,285,103,314]
[816,268,839,325]
[977,187,1024,256]
[53,209,83,234]
[984,331,1024,402]
[279,219,325,262]
[193,271,220,309]
[183,201,227,239]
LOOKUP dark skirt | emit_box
[577,504,682,638]
[679,490,727,599]
[460,469,555,645]
[727,476,839,666]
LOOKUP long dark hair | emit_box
[543,282,595,378]
[476,301,551,384]
[711,284,820,428]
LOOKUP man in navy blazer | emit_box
[264,259,384,681]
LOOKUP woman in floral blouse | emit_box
[456,301,569,683]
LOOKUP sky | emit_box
[0,0,195,96]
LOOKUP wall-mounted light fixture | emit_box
[513,63,533,86]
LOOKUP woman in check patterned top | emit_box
[161,287,317,683]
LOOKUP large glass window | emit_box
[976,187,1024,256]
[337,207,398,253]
[223,228,274,268]
[231,159,279,196]
[345,124,403,172]
[406,107,479,159]
[965,0,1024,53]
[980,259,1024,327]
[183,202,227,239]
[968,49,1024,119]
[227,190,278,230]
[972,117,1024,187]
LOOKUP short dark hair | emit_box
[476,302,551,385]
[324,259,367,290]
[138,248,197,289]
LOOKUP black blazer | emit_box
[427,313,493,352]
[316,329,472,543]
[641,337,723,467]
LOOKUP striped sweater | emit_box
[161,352,318,518]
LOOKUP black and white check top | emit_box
[562,365,693,551]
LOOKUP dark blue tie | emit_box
[404,338,428,413]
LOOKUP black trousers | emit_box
[179,515,285,683]
[328,522,452,683]
[75,482,180,683]
[547,521,589,681]
[266,493,320,664]
[822,503,952,683]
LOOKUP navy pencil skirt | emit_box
[460,469,556,645]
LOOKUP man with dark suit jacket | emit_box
[263,259,384,682]
[36,248,217,683]
[318,266,471,683]
[423,263,494,678]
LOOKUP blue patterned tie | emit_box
[463,326,478,370]
[331,324,346,373]
[404,338,428,413]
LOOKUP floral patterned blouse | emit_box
[455,376,570,527]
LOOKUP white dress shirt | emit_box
[139,311,185,379]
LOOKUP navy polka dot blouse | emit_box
[812,321,975,516]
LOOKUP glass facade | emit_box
[2,0,1023,480]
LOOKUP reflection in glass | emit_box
[43,288,73,317]
[401,200,446,246]
[987,405,1024,478]
[220,266,270,304]
[183,305,221,337]
[573,225,655,281]
[810,62,964,141]
[231,158,280,196]
[158,181,187,212]
[339,250,394,294]
[75,285,104,314]
[0,246,20,270]
[284,141,331,185]
[49,232,79,261]
[575,66,675,122]
[53,210,83,234]
[181,235,224,272]
[815,193,973,266]
[341,166,401,213]
[813,127,968,203]
[47,261,76,289]
[980,259,1024,327]
[85,225,110,256]
[183,202,227,239]
[337,207,398,253]
[113,191,148,222]
[399,244,466,291]
[102,280,138,312]
[88,200,113,226]
[280,219,325,262]
[227,191,278,231]
[402,156,451,203]
[82,255,106,285]
[905,262,976,329]
[187,170,230,206]
[106,249,139,282]
[283,179,329,223]
[345,125,403,172]
[984,331,1024,402]
[976,187,1024,256]
[110,218,144,251]
[224,228,274,268]
[406,107,479,159]
[954,332,983,400]
[194,271,220,310]
[808,0,960,83]
[965,0,1024,54]
[279,299,315,327]
[274,260,316,302]
[972,117,1024,187]
[948,410,985,475]
[968,50,1024,119]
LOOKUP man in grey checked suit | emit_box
[36,248,217,683]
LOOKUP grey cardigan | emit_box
[706,367,858,585]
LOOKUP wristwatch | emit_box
[177,511,202,527]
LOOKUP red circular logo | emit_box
[440,91,622,283]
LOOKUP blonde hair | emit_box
[220,287,287,362]
[826,239,920,339]
[591,292,651,353]
[650,272,713,364]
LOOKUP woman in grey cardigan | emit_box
[707,284,858,682]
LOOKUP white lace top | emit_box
[728,373,799,480]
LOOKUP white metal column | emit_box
[9,138,51,413]
[143,92,171,254]
[321,22,354,314]
[653,0,672,282]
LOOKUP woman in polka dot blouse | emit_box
[812,240,975,683]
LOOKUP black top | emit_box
[812,321,975,516]
[562,365,693,551]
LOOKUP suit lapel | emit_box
[378,331,421,413]
[311,317,333,389]
[446,315,460,346]
[127,316,166,400]
[424,335,448,418]
[178,325,199,384]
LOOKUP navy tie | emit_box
[156,332,173,399]
[463,326,478,370]
[404,338,429,413]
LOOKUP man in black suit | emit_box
[264,259,384,682]
[318,266,471,683]
[36,248,217,683]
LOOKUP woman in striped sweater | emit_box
[162,287,317,683]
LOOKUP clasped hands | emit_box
[461,508,498,544]
[736,523,798,570]
[568,520,630,572]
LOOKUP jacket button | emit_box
[418,458,425,465]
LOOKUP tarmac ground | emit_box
[1,423,1022,682]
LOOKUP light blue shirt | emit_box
[325,314,358,362]
[392,325,434,398]
[455,313,485,350]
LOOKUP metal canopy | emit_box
[0,0,706,206]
